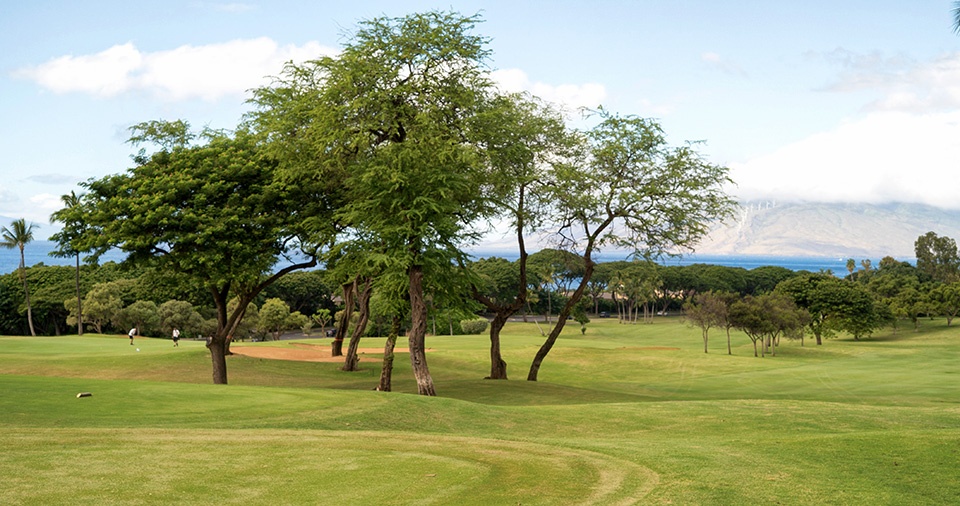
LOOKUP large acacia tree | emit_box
[527,111,736,381]
[249,11,499,395]
[62,121,320,384]
[467,93,575,379]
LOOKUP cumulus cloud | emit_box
[818,48,960,113]
[729,110,960,209]
[14,38,337,101]
[491,68,607,113]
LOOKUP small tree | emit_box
[291,312,312,335]
[729,293,808,357]
[312,309,332,335]
[684,291,730,353]
[78,282,124,333]
[259,298,292,340]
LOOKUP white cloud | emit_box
[30,193,61,214]
[14,38,337,101]
[491,68,607,113]
[820,49,960,114]
[730,110,960,209]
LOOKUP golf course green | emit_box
[2,317,958,504]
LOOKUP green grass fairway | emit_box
[3,318,959,504]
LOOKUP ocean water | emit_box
[0,240,127,274]
[467,249,912,275]
[2,241,912,276]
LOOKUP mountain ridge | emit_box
[694,201,960,258]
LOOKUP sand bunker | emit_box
[231,342,409,363]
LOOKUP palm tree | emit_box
[50,191,85,335]
[954,2,960,33]
[1,218,40,336]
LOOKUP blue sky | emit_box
[3,1,960,239]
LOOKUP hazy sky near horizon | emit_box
[3,1,960,239]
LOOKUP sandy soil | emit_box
[231,342,409,363]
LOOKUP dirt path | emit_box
[231,342,410,363]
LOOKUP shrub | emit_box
[459,318,489,335]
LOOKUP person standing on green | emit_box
[172,328,180,347]
[128,327,136,345]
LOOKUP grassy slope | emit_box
[2,318,959,505]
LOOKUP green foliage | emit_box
[729,293,810,356]
[776,273,883,342]
[117,300,160,336]
[79,281,125,333]
[158,300,205,339]
[258,298,291,340]
[288,311,311,335]
[915,231,960,283]
[261,270,334,316]
[469,257,521,305]
[459,318,489,335]
[226,298,259,341]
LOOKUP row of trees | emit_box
[684,232,960,357]
[0,260,337,339]
[41,11,734,393]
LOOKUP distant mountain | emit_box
[694,202,960,258]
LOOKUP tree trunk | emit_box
[408,265,435,395]
[726,327,731,355]
[207,335,228,384]
[75,253,83,336]
[343,277,373,371]
[487,312,509,379]
[377,316,401,392]
[332,281,355,357]
[19,251,36,337]
[528,259,594,381]
[702,329,708,353]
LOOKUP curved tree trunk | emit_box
[19,249,36,336]
[343,277,373,371]
[331,281,355,357]
[528,259,594,381]
[377,316,401,391]
[408,264,435,396]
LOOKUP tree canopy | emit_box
[62,124,320,384]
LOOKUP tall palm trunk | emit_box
[19,246,36,336]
